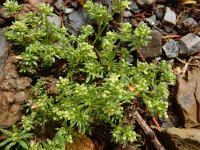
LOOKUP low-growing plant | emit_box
[0,125,33,150]
[3,0,22,18]
[2,0,176,148]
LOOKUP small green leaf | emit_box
[86,75,91,83]
[4,141,16,150]
[0,138,13,147]
[1,129,12,136]
[20,133,33,139]
[19,140,29,149]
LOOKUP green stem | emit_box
[92,23,107,46]
[115,41,122,51]
[92,10,116,46]
[44,14,49,44]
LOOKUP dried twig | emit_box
[162,35,181,39]
[133,111,166,150]
[136,48,146,62]
[152,117,160,127]
[176,56,200,77]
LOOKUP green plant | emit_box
[29,132,66,150]
[3,0,176,147]
[0,125,33,150]
[3,2,67,74]
[3,0,22,18]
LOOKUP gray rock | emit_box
[140,30,162,59]
[123,11,132,18]
[162,39,179,58]
[54,0,63,10]
[155,4,165,19]
[138,21,147,26]
[152,126,200,150]
[179,33,200,55]
[67,8,87,31]
[65,8,74,14]
[183,18,197,28]
[145,15,160,26]
[130,1,139,13]
[176,68,200,128]
[136,0,154,6]
[47,14,61,27]
[71,1,78,8]
[162,7,176,32]
[0,30,9,83]
[125,55,134,64]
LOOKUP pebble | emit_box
[130,0,140,13]
[162,7,176,32]
[152,126,200,149]
[183,18,198,28]
[123,11,132,17]
[155,4,165,19]
[67,8,87,31]
[179,33,200,55]
[136,0,154,6]
[126,55,134,64]
[70,1,78,8]
[145,15,160,26]
[47,14,61,27]
[140,30,163,59]
[65,8,74,14]
[54,0,63,10]
[176,68,200,127]
[162,39,179,59]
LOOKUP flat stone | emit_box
[162,39,179,58]
[140,30,162,59]
[162,7,176,32]
[123,11,132,18]
[145,15,159,26]
[176,68,200,128]
[67,8,87,31]
[179,33,200,55]
[54,0,63,10]
[65,8,74,14]
[70,1,78,8]
[195,69,200,122]
[183,18,198,28]
[155,4,165,19]
[130,1,139,13]
[0,30,9,82]
[126,55,134,64]
[136,0,154,6]
[152,126,200,150]
[47,14,61,27]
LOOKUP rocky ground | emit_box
[0,0,200,150]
